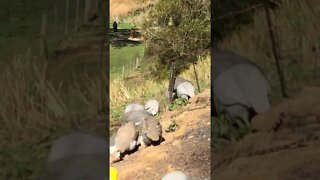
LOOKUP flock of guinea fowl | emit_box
[39,50,272,180]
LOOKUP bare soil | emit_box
[213,86,320,180]
[112,89,211,180]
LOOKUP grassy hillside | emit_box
[0,0,107,179]
[109,55,211,132]
[109,0,211,133]
[213,0,320,149]
[109,21,145,80]
[0,0,75,63]
[220,0,320,104]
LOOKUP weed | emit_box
[165,119,179,132]
[213,108,251,142]
[168,97,189,111]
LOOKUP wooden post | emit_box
[193,61,201,93]
[84,0,91,24]
[168,61,176,103]
[65,0,69,34]
[94,0,98,9]
[122,66,125,79]
[135,57,139,69]
[263,0,288,98]
[74,0,80,33]
[40,14,49,60]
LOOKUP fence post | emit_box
[135,57,139,69]
[263,0,288,98]
[168,61,176,103]
[65,0,69,34]
[74,0,80,33]
[122,66,125,79]
[192,61,201,93]
[84,0,91,24]
[94,0,98,9]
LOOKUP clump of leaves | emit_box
[143,0,210,78]
[212,108,252,142]
[165,118,179,132]
[168,97,188,111]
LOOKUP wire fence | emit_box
[116,0,287,102]
[39,0,100,59]
[213,0,287,98]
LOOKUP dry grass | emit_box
[110,0,156,19]
[220,0,320,103]
[109,55,210,129]
[0,53,106,179]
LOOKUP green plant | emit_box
[143,0,210,78]
[168,97,189,111]
[165,119,179,132]
[213,108,251,142]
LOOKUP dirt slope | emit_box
[213,86,320,180]
[112,89,211,180]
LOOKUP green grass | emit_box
[110,44,145,80]
[0,0,107,68]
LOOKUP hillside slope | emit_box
[213,86,320,180]
[113,89,211,180]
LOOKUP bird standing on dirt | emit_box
[167,77,195,100]
[213,50,271,119]
[121,109,152,125]
[124,103,145,114]
[145,99,160,116]
[138,116,163,147]
[110,134,121,163]
[120,110,163,147]
[40,132,108,180]
[114,122,139,158]
[47,132,107,162]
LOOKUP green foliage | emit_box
[165,118,179,132]
[168,97,189,111]
[212,108,251,142]
[143,0,210,79]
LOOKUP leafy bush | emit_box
[143,0,210,79]
[168,97,189,111]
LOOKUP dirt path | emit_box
[213,86,320,180]
[112,89,211,180]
